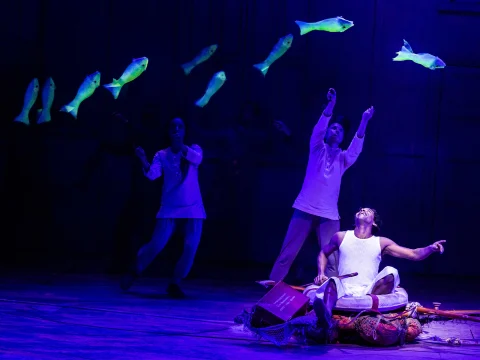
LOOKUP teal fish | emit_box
[37,77,56,124]
[393,40,446,70]
[295,17,354,35]
[253,34,293,76]
[181,45,218,76]
[60,71,101,119]
[103,57,148,99]
[195,71,226,108]
[14,78,39,125]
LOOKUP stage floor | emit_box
[1,272,479,359]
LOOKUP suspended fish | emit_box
[253,34,293,76]
[14,78,39,126]
[103,57,148,99]
[195,71,226,108]
[181,44,218,76]
[37,77,56,124]
[60,71,101,119]
[393,40,446,70]
[295,16,354,35]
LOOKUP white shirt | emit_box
[338,230,382,296]
[144,145,206,219]
[293,113,364,219]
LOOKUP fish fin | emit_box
[402,40,413,53]
[60,104,78,119]
[37,109,51,124]
[181,62,194,76]
[392,51,411,62]
[253,62,269,76]
[295,20,311,36]
[195,95,208,108]
[13,114,30,126]
[102,81,122,99]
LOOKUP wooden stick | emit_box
[417,306,480,323]
[300,272,359,287]
[439,310,480,315]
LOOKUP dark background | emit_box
[1,0,479,281]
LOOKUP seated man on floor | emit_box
[313,207,446,328]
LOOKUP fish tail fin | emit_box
[102,78,122,99]
[253,62,269,76]
[181,61,195,75]
[295,21,311,36]
[402,39,413,53]
[13,111,30,125]
[37,108,51,124]
[393,51,411,62]
[195,94,209,108]
[393,39,414,62]
[60,102,78,119]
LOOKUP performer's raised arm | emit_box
[310,88,337,150]
[343,106,374,169]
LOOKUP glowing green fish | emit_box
[37,77,56,124]
[14,78,39,125]
[60,71,101,119]
[103,57,148,99]
[181,45,218,76]
[195,71,226,108]
[393,40,446,70]
[295,16,354,35]
[253,34,293,76]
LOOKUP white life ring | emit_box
[303,285,408,313]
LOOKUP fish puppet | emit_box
[103,57,148,99]
[295,16,354,35]
[60,71,101,119]
[13,78,40,125]
[195,71,226,108]
[393,40,446,70]
[181,44,218,76]
[253,34,293,76]
[37,77,56,124]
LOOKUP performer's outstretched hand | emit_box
[326,88,336,103]
[314,274,329,285]
[362,106,375,122]
[135,146,146,159]
[430,240,446,254]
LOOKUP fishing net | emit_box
[235,309,326,346]
[236,308,422,347]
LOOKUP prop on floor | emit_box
[239,280,480,347]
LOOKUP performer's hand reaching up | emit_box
[362,106,375,122]
[135,146,146,160]
[326,88,336,103]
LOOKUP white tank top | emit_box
[338,230,382,296]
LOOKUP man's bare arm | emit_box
[315,232,344,284]
[381,237,446,261]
